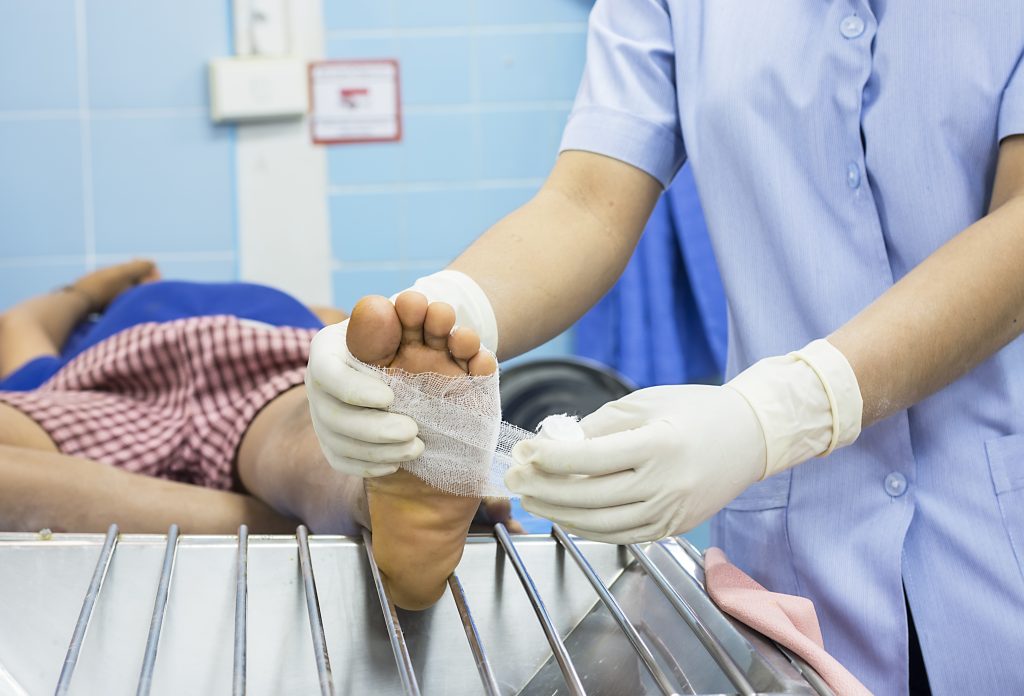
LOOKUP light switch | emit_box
[209,57,307,123]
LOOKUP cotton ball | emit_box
[536,414,584,442]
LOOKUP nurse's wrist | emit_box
[726,339,863,479]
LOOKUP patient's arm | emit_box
[0,260,158,379]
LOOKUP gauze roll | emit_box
[345,346,582,497]
[535,414,585,441]
[346,351,524,497]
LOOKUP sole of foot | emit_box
[348,291,497,610]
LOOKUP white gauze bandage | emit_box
[346,349,579,497]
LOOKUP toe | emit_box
[449,327,498,376]
[347,296,402,366]
[394,291,428,346]
[423,301,456,351]
[448,326,480,363]
[468,350,498,376]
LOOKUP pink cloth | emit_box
[0,316,316,490]
[704,547,872,696]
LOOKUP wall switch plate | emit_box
[209,57,307,122]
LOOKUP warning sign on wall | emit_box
[309,60,401,144]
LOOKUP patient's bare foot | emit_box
[348,291,497,610]
[73,259,161,311]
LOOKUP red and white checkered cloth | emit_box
[0,316,317,490]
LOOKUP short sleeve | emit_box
[559,0,686,188]
[998,51,1024,142]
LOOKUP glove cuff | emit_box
[393,270,499,354]
[789,338,862,457]
[727,339,862,479]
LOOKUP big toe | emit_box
[348,295,402,366]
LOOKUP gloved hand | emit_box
[305,270,498,478]
[505,339,862,544]
[305,320,422,477]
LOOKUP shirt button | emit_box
[884,472,908,497]
[847,162,861,189]
[840,15,865,39]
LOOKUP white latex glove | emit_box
[305,269,498,477]
[505,339,862,544]
[305,321,422,477]
[397,270,499,354]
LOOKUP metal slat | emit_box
[627,543,755,696]
[233,525,248,696]
[493,523,586,696]
[447,574,501,696]
[671,536,704,567]
[776,646,835,696]
[637,621,697,695]
[667,538,834,696]
[550,526,677,696]
[361,529,421,696]
[296,526,335,696]
[136,524,179,696]
[54,523,119,696]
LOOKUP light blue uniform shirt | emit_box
[561,1,1024,694]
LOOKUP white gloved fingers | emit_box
[310,393,418,444]
[306,323,394,408]
[310,421,402,476]
[576,397,648,438]
[319,428,425,467]
[325,456,400,478]
[504,466,646,508]
[519,496,653,536]
[308,356,394,409]
[511,424,664,476]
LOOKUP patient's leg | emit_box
[347,292,497,610]
[0,399,296,534]
[0,445,296,534]
[237,385,369,535]
[236,386,522,537]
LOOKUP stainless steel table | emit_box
[0,527,831,695]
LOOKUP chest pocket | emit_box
[986,433,1024,582]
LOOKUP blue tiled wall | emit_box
[0,0,236,308]
[2,0,592,366]
[325,0,593,360]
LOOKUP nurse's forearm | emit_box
[450,151,661,360]
[830,136,1024,427]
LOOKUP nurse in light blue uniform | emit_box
[550,2,1024,693]
[304,2,1024,693]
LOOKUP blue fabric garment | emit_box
[0,281,323,391]
[575,163,727,387]
[561,1,1024,694]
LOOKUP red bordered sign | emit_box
[308,59,402,145]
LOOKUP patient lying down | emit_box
[0,262,518,610]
